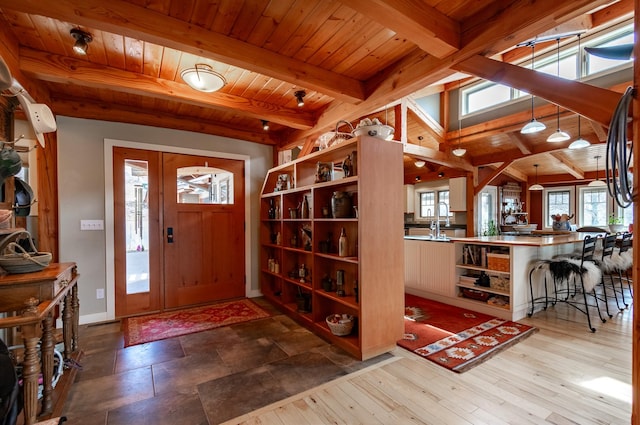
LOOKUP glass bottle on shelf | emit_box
[268,198,276,219]
[336,269,345,296]
[338,227,348,257]
[301,195,309,219]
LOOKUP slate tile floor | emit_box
[61,298,391,425]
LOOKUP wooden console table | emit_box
[0,262,79,425]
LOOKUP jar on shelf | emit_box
[331,191,352,218]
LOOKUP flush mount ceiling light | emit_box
[261,120,269,131]
[588,155,607,187]
[529,164,544,191]
[414,160,426,168]
[181,64,226,92]
[547,39,570,142]
[294,90,306,107]
[70,28,92,55]
[521,43,546,134]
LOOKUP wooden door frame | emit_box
[104,138,252,321]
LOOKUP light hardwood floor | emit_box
[225,298,632,425]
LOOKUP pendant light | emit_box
[521,43,546,134]
[530,164,544,191]
[547,38,570,142]
[569,36,590,149]
[588,155,607,187]
[452,81,466,156]
[568,115,590,149]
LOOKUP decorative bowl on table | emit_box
[352,118,394,140]
[326,313,354,336]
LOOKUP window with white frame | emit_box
[461,21,633,116]
[544,187,574,228]
[419,192,435,218]
[614,203,634,227]
[419,190,451,219]
[578,186,609,227]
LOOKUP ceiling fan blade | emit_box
[584,44,634,60]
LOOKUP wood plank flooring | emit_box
[225,299,632,425]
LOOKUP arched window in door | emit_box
[176,166,234,204]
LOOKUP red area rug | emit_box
[124,299,271,347]
[398,293,537,373]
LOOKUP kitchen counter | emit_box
[448,233,588,247]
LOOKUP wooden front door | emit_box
[162,153,245,308]
[113,148,245,317]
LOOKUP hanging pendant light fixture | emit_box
[547,38,570,142]
[529,164,544,191]
[452,81,466,156]
[569,36,590,149]
[588,155,607,187]
[521,43,546,134]
[568,115,590,149]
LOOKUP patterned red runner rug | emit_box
[124,299,271,347]
[398,293,537,373]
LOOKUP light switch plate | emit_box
[81,219,104,231]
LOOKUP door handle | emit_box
[167,227,174,243]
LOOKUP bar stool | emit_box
[528,235,604,332]
[594,233,624,315]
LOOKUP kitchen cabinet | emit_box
[449,177,466,211]
[260,136,404,360]
[404,239,454,297]
[404,184,415,213]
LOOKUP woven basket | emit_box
[326,314,354,336]
[318,120,354,149]
[0,230,51,274]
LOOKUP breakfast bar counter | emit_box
[404,233,587,320]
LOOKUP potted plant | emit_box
[608,214,626,233]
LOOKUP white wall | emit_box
[56,116,272,323]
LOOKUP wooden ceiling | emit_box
[0,0,632,186]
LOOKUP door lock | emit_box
[167,227,174,243]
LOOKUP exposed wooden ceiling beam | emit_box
[589,120,609,141]
[548,152,584,179]
[51,97,276,145]
[0,0,366,103]
[283,0,612,149]
[403,143,474,172]
[453,55,620,127]
[475,161,514,195]
[20,48,315,130]
[507,133,533,155]
[405,97,444,140]
[337,0,460,58]
[503,165,529,182]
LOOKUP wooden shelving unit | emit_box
[454,242,512,314]
[260,136,404,360]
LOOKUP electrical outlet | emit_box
[96,288,105,299]
[81,219,104,231]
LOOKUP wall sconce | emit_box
[181,64,226,92]
[295,90,306,107]
[70,28,93,55]
[261,120,269,131]
[414,160,426,168]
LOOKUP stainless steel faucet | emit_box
[435,202,450,239]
